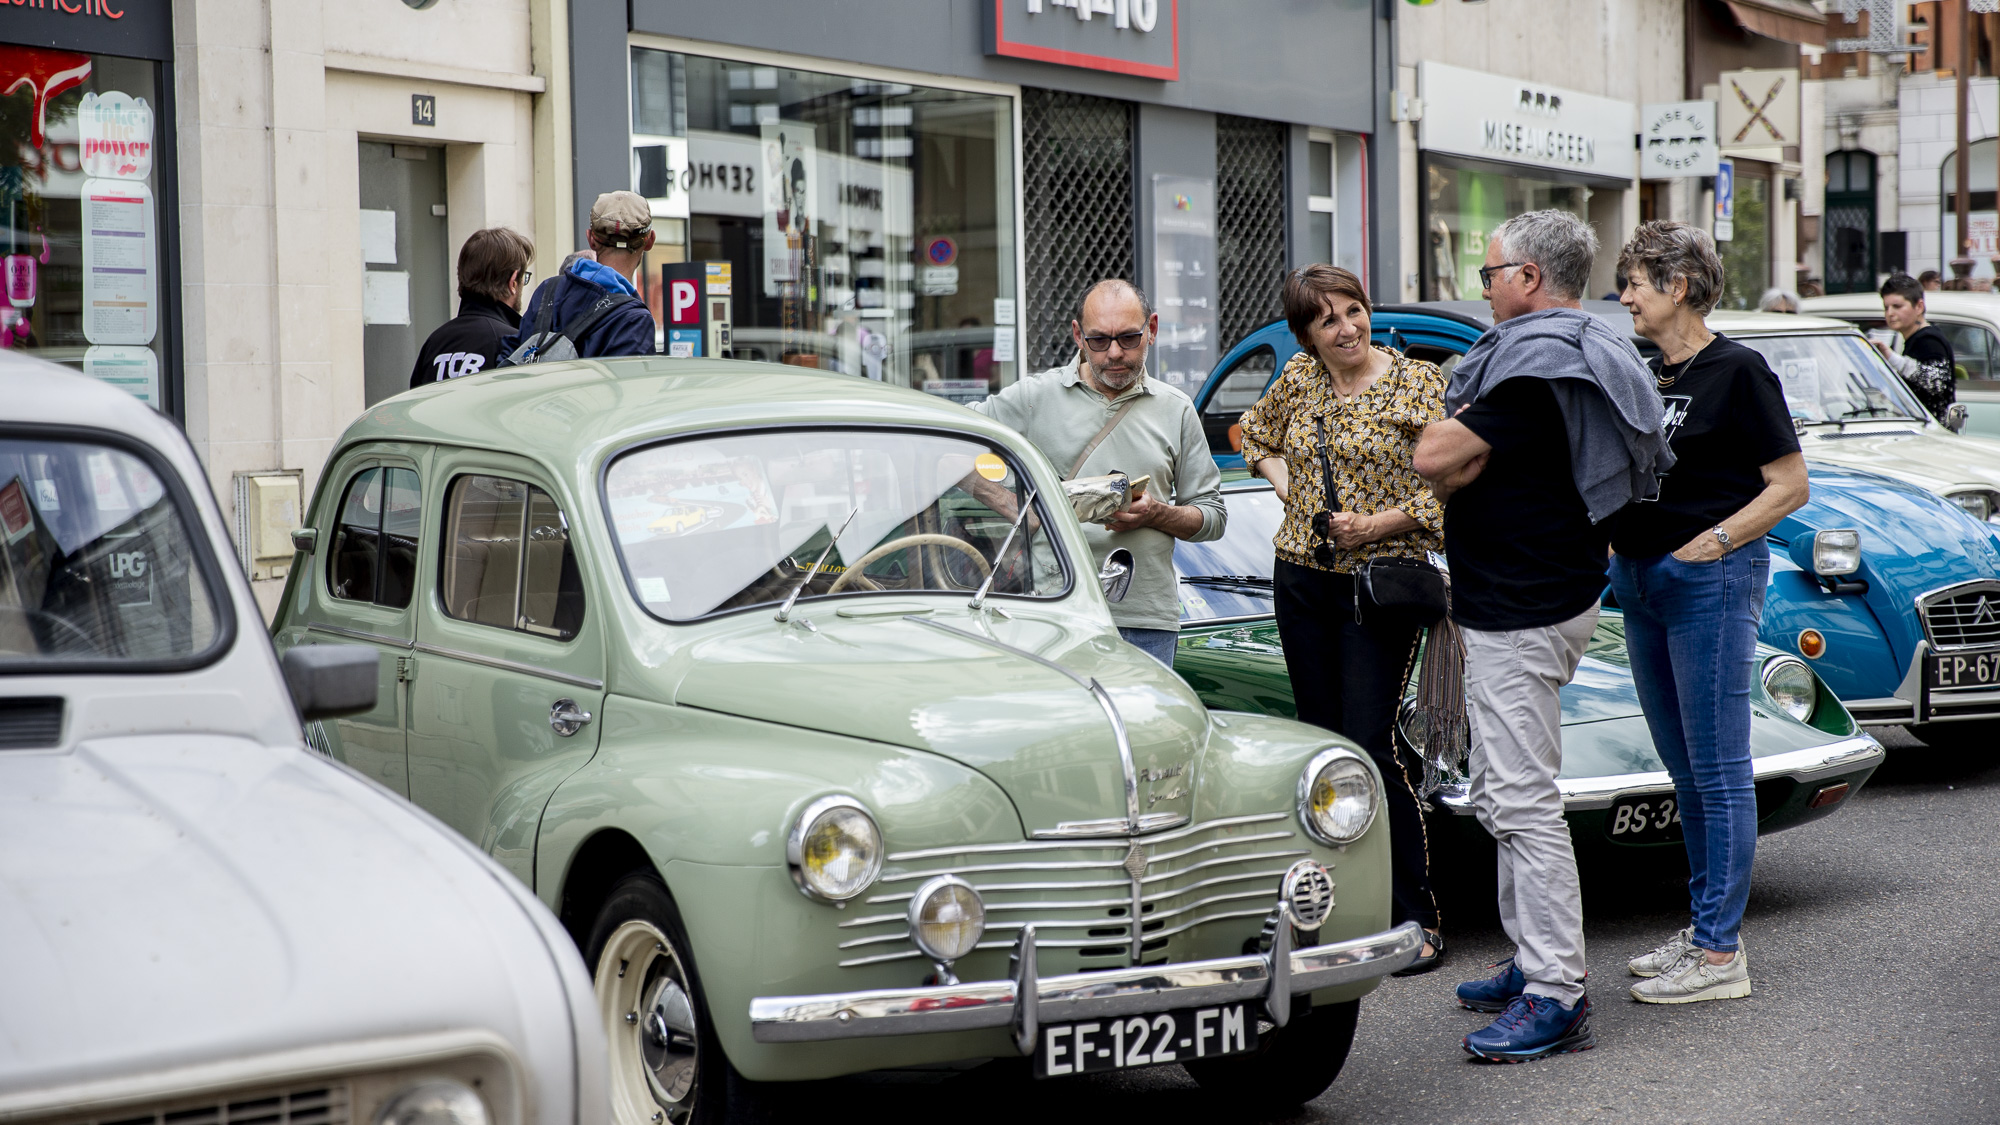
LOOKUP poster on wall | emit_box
[80,178,156,346]
[761,121,816,298]
[84,344,158,407]
[77,91,153,181]
[1149,175,1215,390]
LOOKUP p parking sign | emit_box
[1714,158,1735,242]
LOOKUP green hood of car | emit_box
[664,605,1209,836]
[1799,426,2000,495]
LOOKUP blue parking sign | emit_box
[1714,158,1735,242]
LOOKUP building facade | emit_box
[566,0,1393,402]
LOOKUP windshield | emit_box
[1175,487,1283,622]
[605,429,1068,621]
[0,436,223,667]
[1730,331,1933,424]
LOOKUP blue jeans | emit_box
[1119,627,1177,668]
[1607,542,1770,953]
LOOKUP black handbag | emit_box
[1312,416,1448,626]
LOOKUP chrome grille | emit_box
[1921,582,2000,651]
[55,1085,350,1125]
[841,813,1308,968]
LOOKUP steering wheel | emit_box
[0,606,100,655]
[826,534,993,594]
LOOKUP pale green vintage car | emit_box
[271,358,1421,1124]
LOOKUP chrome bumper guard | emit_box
[1431,737,1884,815]
[748,917,1424,1046]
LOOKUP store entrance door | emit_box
[359,142,449,405]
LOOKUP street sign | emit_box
[1715,158,1735,243]
[1717,69,1799,149]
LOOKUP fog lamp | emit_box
[375,1083,488,1125]
[908,875,985,967]
[786,796,883,902]
[1298,747,1378,846]
[1812,529,1861,576]
[1761,657,1819,723]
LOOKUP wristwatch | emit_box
[1710,526,1732,552]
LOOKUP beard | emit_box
[1090,350,1146,391]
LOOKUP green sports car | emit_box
[1171,481,1886,850]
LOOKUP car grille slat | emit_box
[48,1085,352,1125]
[843,814,1304,969]
[1920,582,2000,651]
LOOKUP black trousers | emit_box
[1273,558,1440,932]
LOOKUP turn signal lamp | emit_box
[1798,629,1827,659]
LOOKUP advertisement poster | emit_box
[80,178,156,346]
[78,91,154,181]
[761,122,816,297]
[84,345,159,407]
[1150,175,1216,389]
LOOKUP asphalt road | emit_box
[829,727,2000,1124]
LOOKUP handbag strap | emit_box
[1314,415,1341,514]
[1067,397,1140,480]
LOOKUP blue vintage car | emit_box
[1194,304,2000,751]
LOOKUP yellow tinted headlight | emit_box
[1298,747,1378,845]
[786,796,883,901]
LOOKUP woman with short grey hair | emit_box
[1611,220,1809,1005]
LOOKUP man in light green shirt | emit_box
[972,280,1226,665]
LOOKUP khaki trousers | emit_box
[1461,606,1598,1007]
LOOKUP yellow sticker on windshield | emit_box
[974,452,1009,482]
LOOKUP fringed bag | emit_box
[1411,557,1470,797]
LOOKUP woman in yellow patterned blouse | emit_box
[1239,264,1449,974]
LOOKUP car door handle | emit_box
[549,698,593,737]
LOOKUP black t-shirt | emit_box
[1901,324,1958,420]
[1609,334,1801,558]
[1445,377,1610,631]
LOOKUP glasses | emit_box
[518,267,534,286]
[1310,510,1338,568]
[1081,331,1146,352]
[1477,262,1527,290]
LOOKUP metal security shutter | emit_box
[1216,114,1287,354]
[1023,89,1135,372]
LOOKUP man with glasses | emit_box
[971,279,1226,666]
[411,227,537,387]
[1413,210,1670,1063]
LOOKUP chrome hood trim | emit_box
[1434,736,1883,813]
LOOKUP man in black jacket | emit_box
[410,227,535,388]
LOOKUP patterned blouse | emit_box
[1238,346,1446,574]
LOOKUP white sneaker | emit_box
[1629,947,1751,1004]
[1628,926,1695,978]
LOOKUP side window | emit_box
[1935,321,1994,382]
[328,466,420,609]
[1202,346,1277,454]
[441,474,584,640]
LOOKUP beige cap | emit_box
[589,190,652,248]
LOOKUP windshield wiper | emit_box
[774,508,858,623]
[969,487,1038,611]
[1180,574,1274,587]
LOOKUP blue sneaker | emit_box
[1463,994,1595,1063]
[1454,957,1525,1013]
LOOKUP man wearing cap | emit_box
[503,191,659,360]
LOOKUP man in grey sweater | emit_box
[971,280,1225,666]
[1414,210,1669,1063]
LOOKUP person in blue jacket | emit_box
[503,191,659,360]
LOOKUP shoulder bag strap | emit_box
[562,291,640,348]
[1315,415,1340,513]
[1066,397,1140,480]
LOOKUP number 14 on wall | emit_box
[412,94,436,127]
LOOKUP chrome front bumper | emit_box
[749,918,1423,1046]
[1432,736,1884,814]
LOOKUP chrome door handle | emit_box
[549,698,593,737]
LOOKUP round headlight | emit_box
[375,1082,488,1125]
[908,875,985,963]
[1298,747,1378,846]
[786,796,884,902]
[1396,700,1428,753]
[1762,657,1818,722]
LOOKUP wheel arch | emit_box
[557,826,662,952]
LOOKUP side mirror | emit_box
[1945,403,1969,433]
[280,644,378,721]
[1098,548,1135,603]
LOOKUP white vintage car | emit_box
[0,360,605,1125]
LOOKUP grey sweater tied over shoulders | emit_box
[1445,306,1676,524]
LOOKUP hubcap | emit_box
[596,920,701,1125]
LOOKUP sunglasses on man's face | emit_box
[1082,331,1146,353]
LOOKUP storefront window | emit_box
[0,48,165,406]
[1717,171,1769,311]
[629,47,1018,404]
[1423,161,1588,301]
